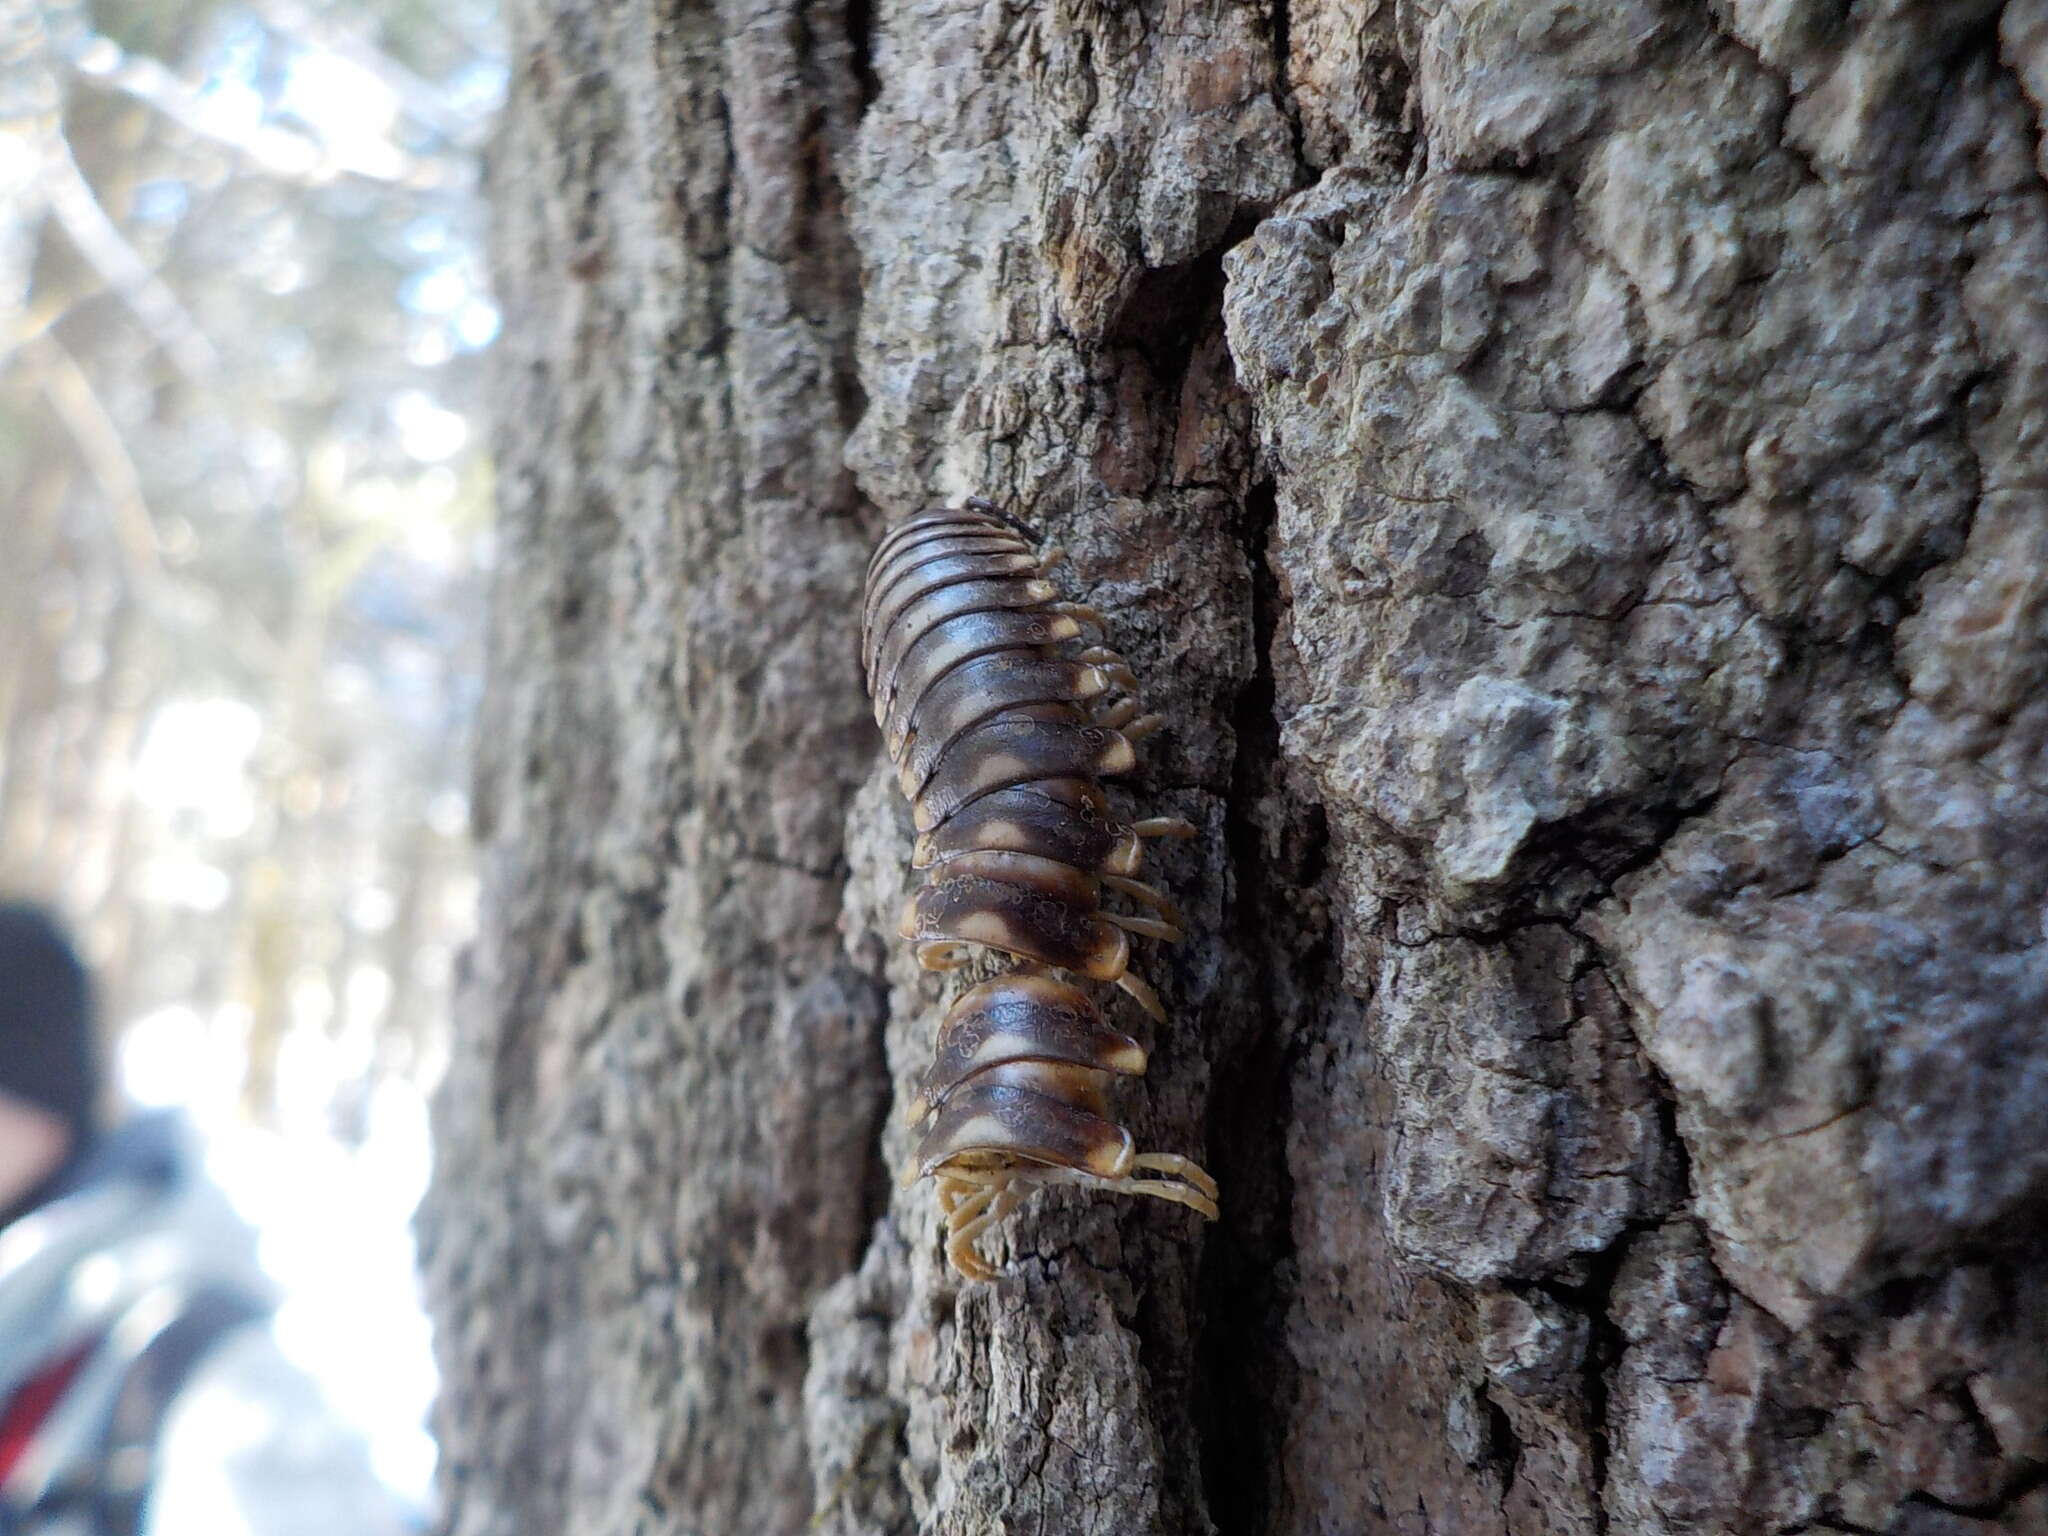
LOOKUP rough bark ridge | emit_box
[418,3,880,1532]
[423,0,2048,1532]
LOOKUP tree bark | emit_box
[420,2,2048,1532]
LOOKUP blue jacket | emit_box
[0,1115,413,1536]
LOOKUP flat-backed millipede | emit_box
[861,501,1219,1281]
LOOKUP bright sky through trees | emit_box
[3,0,505,1518]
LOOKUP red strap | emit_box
[0,1343,95,1483]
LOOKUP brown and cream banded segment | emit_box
[863,502,1219,1281]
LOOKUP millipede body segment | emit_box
[861,501,1218,1281]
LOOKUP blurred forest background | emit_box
[1,0,502,1509]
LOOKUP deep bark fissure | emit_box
[844,0,880,114]
[1195,471,1326,1536]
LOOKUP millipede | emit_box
[861,499,1220,1281]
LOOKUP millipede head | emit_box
[869,507,1014,571]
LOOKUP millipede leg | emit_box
[1038,1161,1221,1221]
[950,1242,997,1284]
[947,1228,997,1283]
[916,942,973,971]
[1103,874,1184,930]
[1116,969,1166,1021]
[1038,545,1067,573]
[943,1183,994,1226]
[1120,713,1165,743]
[1115,1179,1221,1220]
[1104,910,1183,943]
[1130,1152,1222,1201]
[1094,698,1140,730]
[1050,602,1106,633]
[954,1182,1018,1241]
[1076,645,1130,669]
[1132,816,1197,840]
[946,1181,1021,1282]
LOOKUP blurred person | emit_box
[0,904,412,1536]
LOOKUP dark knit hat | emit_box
[0,903,100,1137]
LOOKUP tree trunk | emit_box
[419,2,2048,1532]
